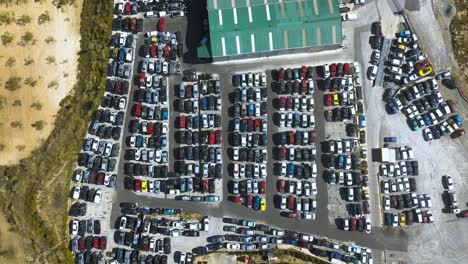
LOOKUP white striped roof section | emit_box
[236,35,241,54]
[266,4,271,20]
[313,0,319,15]
[328,0,334,14]
[268,32,273,50]
[233,7,238,24]
[221,37,226,56]
[218,10,223,25]
[251,34,256,52]
[248,6,253,22]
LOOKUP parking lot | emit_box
[66,0,468,264]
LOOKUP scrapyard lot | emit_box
[66,1,468,264]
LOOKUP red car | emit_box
[300,65,307,79]
[451,129,465,138]
[139,73,146,87]
[288,131,294,144]
[288,212,301,219]
[99,236,107,250]
[288,195,295,210]
[230,195,242,203]
[351,218,357,231]
[202,180,209,193]
[309,130,316,143]
[247,195,253,208]
[446,100,457,113]
[247,118,254,132]
[209,131,215,145]
[93,237,100,249]
[278,68,285,80]
[279,97,286,110]
[415,60,430,71]
[278,180,285,193]
[301,79,308,93]
[158,18,165,32]
[130,18,137,32]
[147,123,154,135]
[325,94,332,107]
[286,97,293,110]
[134,179,142,192]
[124,2,132,14]
[78,237,85,252]
[259,181,266,194]
[179,115,186,128]
[97,173,105,185]
[329,63,337,77]
[134,102,142,117]
[215,130,222,144]
[343,63,350,75]
[255,119,261,131]
[163,45,170,57]
[150,45,157,57]
[89,171,97,184]
[280,146,287,160]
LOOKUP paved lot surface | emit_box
[101,1,468,264]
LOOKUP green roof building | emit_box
[198,0,343,61]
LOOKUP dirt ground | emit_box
[0,0,82,165]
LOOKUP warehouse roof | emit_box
[204,0,342,58]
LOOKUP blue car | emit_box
[162,108,168,120]
[387,101,399,114]
[422,114,432,126]
[191,196,203,202]
[248,103,255,116]
[145,90,152,103]
[253,196,261,210]
[288,163,295,177]
[359,114,366,128]
[453,115,462,127]
[136,135,143,148]
[201,97,208,110]
[192,115,199,129]
[118,48,126,62]
[180,178,186,192]
[163,208,175,215]
[399,30,411,37]
[383,137,397,143]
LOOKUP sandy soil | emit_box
[0,0,82,165]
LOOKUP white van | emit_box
[390,58,403,67]
[145,11,158,18]
[342,13,358,21]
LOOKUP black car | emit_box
[182,230,200,237]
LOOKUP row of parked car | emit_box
[229,72,268,211]
[192,217,373,264]
[384,209,434,227]
[71,11,137,263]
[271,67,318,219]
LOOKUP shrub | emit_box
[1,32,15,46]
[16,15,32,26]
[15,145,26,151]
[0,144,5,151]
[0,11,14,26]
[48,80,58,89]
[24,57,35,66]
[0,95,6,110]
[46,56,56,64]
[24,77,37,87]
[44,36,55,44]
[30,101,43,110]
[31,121,45,130]
[4,76,22,91]
[10,121,23,128]
[12,100,21,106]
[37,11,51,25]
[19,31,36,46]
[5,57,15,67]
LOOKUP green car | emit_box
[410,119,420,131]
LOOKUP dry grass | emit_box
[0,0,81,165]
[449,0,468,97]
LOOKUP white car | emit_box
[383,195,390,210]
[226,243,241,250]
[260,164,267,178]
[382,180,390,194]
[365,218,371,233]
[343,218,349,231]
[71,220,79,235]
[280,195,287,210]
[72,186,80,199]
[233,147,239,161]
[94,189,103,203]
[280,163,287,176]
[119,216,127,230]
[118,97,126,109]
[162,62,168,74]
[260,73,267,86]
[445,176,454,192]
[311,181,317,195]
